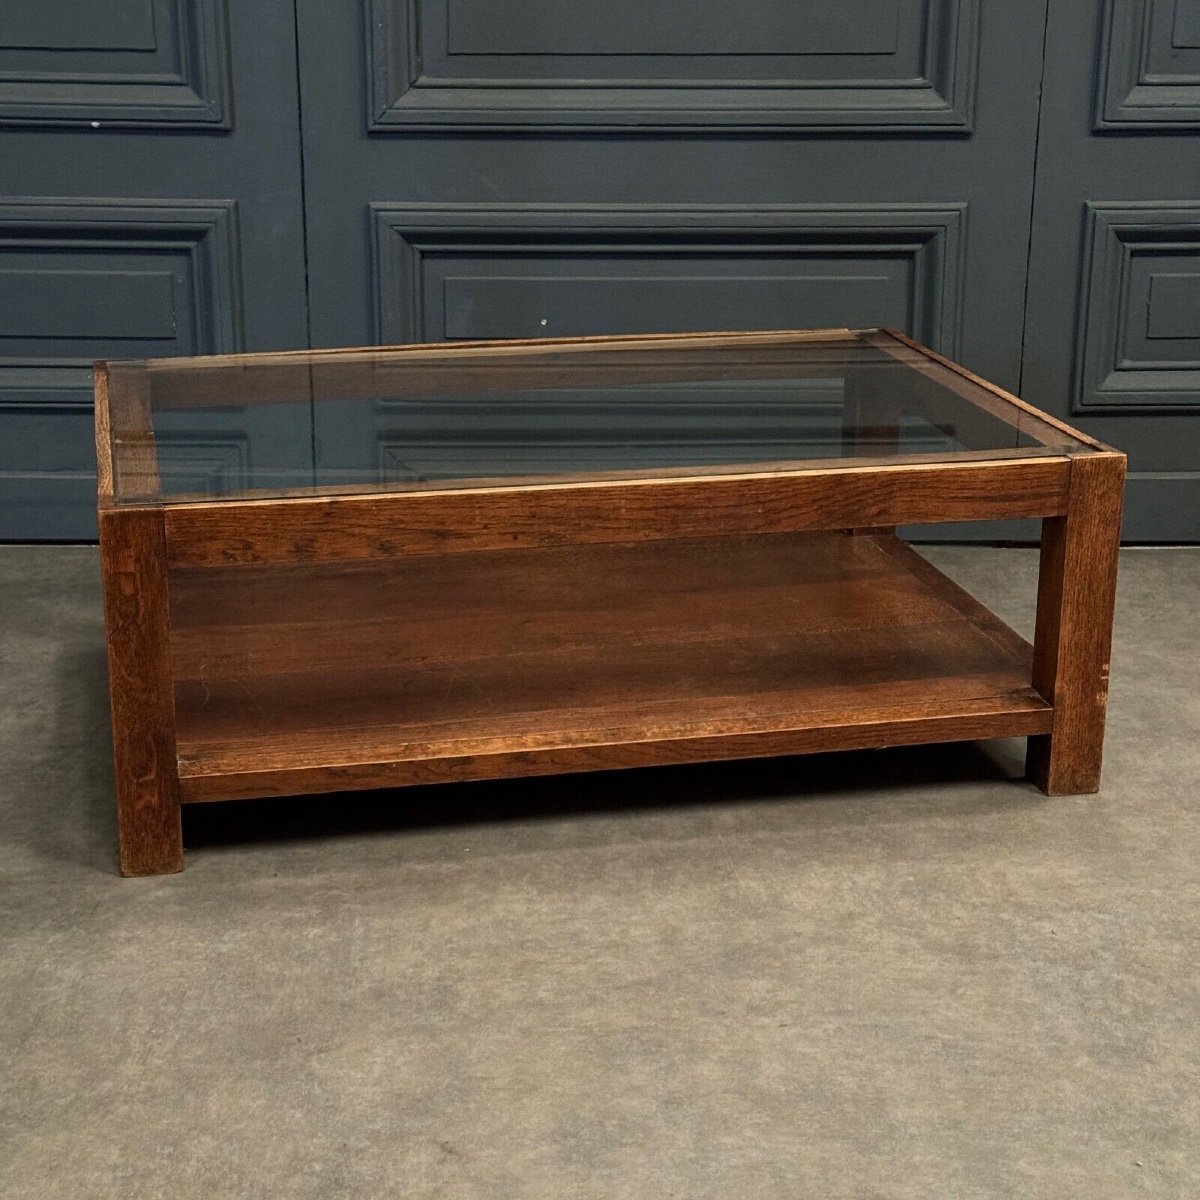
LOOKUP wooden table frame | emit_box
[94,330,1125,876]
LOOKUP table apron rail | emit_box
[160,457,1074,569]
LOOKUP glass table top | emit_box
[100,329,1094,506]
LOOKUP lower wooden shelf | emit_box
[167,531,1050,803]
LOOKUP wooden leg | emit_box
[1026,453,1126,796]
[99,506,184,875]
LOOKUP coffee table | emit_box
[95,329,1125,876]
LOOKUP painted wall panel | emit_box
[0,200,242,537]
[371,204,965,350]
[1096,0,1200,128]
[369,0,978,129]
[2,1,157,51]
[0,0,230,127]
[0,0,308,538]
[1023,0,1200,540]
[1074,203,1200,412]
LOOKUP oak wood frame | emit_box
[96,365,184,875]
[94,331,1126,875]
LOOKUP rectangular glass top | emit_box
[100,329,1094,506]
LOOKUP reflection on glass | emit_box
[103,330,1087,505]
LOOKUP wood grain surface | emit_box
[167,531,1049,803]
[163,457,1073,568]
[1027,452,1127,794]
[98,507,184,874]
[93,363,114,504]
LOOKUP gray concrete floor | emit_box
[1,545,1197,1199]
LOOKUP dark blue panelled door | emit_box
[2,1,1197,539]
[0,0,308,538]
[1020,0,1200,541]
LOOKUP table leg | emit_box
[99,506,184,875]
[1026,452,1126,796]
